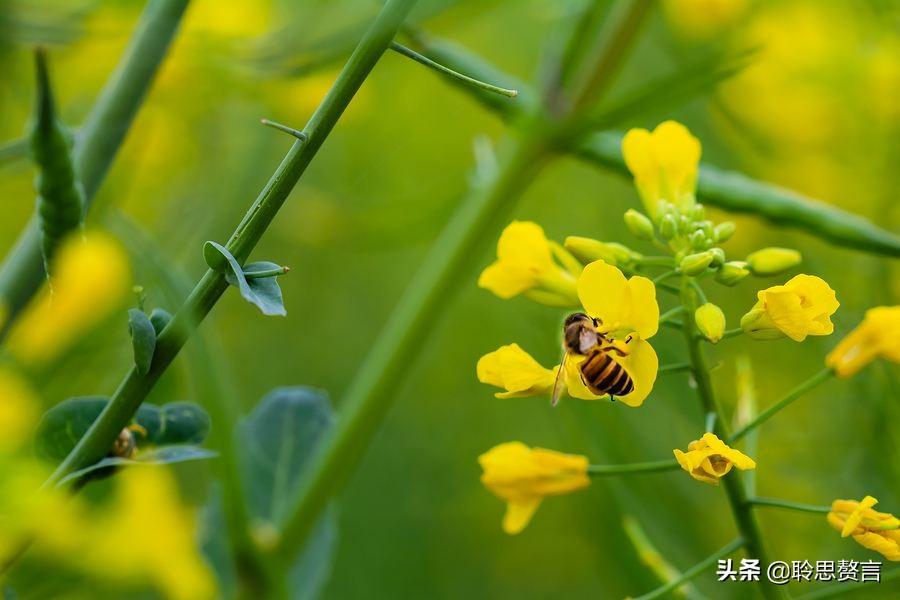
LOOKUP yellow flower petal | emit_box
[476,344,557,398]
[622,121,701,215]
[577,260,659,338]
[674,433,755,485]
[743,274,839,342]
[561,337,658,407]
[842,495,879,537]
[826,306,900,377]
[503,498,541,535]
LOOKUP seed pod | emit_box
[623,209,655,241]
[695,303,726,343]
[746,247,802,276]
[714,221,736,243]
[716,261,750,286]
[679,250,715,275]
[31,49,84,274]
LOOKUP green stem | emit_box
[729,368,834,443]
[659,305,686,324]
[0,0,192,335]
[623,516,705,600]
[42,0,418,499]
[275,133,550,561]
[653,270,677,285]
[389,41,518,98]
[747,497,831,514]
[680,277,784,600]
[634,256,675,267]
[659,362,692,374]
[634,537,745,600]
[719,327,743,340]
[588,459,678,476]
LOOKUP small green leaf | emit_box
[127,308,156,374]
[202,387,338,599]
[149,307,173,334]
[57,446,217,487]
[35,397,211,462]
[204,241,287,316]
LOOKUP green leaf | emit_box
[203,241,287,316]
[57,445,218,487]
[127,308,157,374]
[202,387,338,599]
[149,307,173,334]
[35,397,211,462]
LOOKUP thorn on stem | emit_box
[260,118,308,142]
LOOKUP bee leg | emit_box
[625,335,633,344]
[601,344,630,358]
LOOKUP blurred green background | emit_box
[1,0,898,597]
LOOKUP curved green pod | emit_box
[30,49,84,273]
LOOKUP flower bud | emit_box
[679,250,715,275]
[709,248,726,267]
[695,303,726,343]
[689,230,708,250]
[659,214,678,240]
[714,221,736,243]
[564,237,639,267]
[623,209,655,241]
[696,220,714,241]
[688,204,706,222]
[715,261,750,286]
[740,308,785,340]
[746,247,802,276]
[678,215,692,234]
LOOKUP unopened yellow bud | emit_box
[714,221,736,243]
[623,209,655,241]
[679,250,715,275]
[658,214,677,240]
[746,247,802,276]
[564,237,639,267]
[695,303,726,343]
[716,261,750,286]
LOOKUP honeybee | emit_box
[110,424,148,459]
[550,312,634,406]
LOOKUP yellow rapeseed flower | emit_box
[673,433,756,485]
[478,221,579,306]
[662,0,750,39]
[828,496,900,561]
[85,468,215,600]
[826,306,900,378]
[476,344,558,398]
[7,233,131,365]
[622,121,701,218]
[740,274,839,341]
[479,442,589,534]
[0,369,39,453]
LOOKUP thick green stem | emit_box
[276,134,550,560]
[43,0,418,495]
[729,368,834,443]
[680,278,785,600]
[0,0,192,334]
[588,459,678,476]
[634,537,745,600]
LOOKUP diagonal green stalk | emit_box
[747,497,831,514]
[389,42,518,98]
[634,537,745,600]
[0,0,192,335]
[680,277,785,600]
[43,0,418,500]
[729,368,834,443]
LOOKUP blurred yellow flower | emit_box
[479,442,589,534]
[0,370,39,453]
[828,496,900,561]
[662,0,750,40]
[826,306,900,378]
[85,468,215,600]
[746,247,802,276]
[673,433,756,485]
[695,303,726,343]
[622,121,701,218]
[478,221,579,306]
[7,232,131,365]
[740,274,839,341]
[476,344,558,399]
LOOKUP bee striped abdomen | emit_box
[580,349,634,397]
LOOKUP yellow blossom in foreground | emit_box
[828,496,900,561]
[84,468,215,600]
[478,221,579,306]
[673,433,756,485]
[476,344,558,398]
[622,121,701,218]
[479,442,589,534]
[7,233,131,365]
[0,370,39,453]
[826,306,900,378]
[740,274,839,341]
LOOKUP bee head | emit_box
[564,312,590,328]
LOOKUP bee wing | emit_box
[550,348,569,407]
